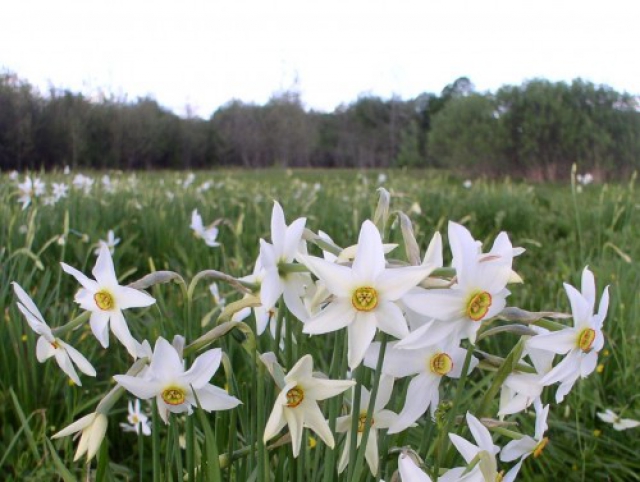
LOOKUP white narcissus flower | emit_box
[263,354,355,458]
[499,333,555,417]
[336,376,398,476]
[597,409,640,431]
[500,400,550,479]
[232,255,276,336]
[120,399,152,436]
[190,209,220,247]
[61,244,156,358]
[259,201,310,322]
[12,282,96,386]
[114,337,241,424]
[401,222,514,348]
[364,339,477,434]
[527,267,609,402]
[300,220,435,368]
[448,413,501,482]
[398,451,432,481]
[53,412,108,462]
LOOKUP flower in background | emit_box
[337,376,398,476]
[61,244,156,358]
[463,179,473,189]
[264,354,354,457]
[190,209,220,247]
[120,399,151,436]
[72,173,94,194]
[52,182,69,201]
[528,267,609,402]
[300,220,434,368]
[597,409,640,431]
[94,229,121,256]
[53,412,108,462]
[114,337,241,424]
[12,282,96,386]
[17,176,45,209]
[209,282,226,308]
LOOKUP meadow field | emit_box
[1,168,639,481]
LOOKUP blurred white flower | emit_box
[463,179,473,189]
[120,399,151,436]
[12,282,96,386]
[209,282,226,307]
[72,174,94,194]
[94,230,121,256]
[17,176,45,209]
[597,409,640,430]
[114,337,241,424]
[52,182,69,201]
[61,244,156,358]
[190,209,220,247]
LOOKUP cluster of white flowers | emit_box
[12,191,622,481]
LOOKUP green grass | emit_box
[1,168,639,481]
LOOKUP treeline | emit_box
[1,72,639,179]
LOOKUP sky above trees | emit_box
[1,0,639,117]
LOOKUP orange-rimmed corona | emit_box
[466,291,492,321]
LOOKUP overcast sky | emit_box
[2,0,639,117]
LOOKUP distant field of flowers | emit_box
[1,167,639,482]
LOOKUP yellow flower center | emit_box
[50,340,60,349]
[466,291,492,321]
[94,290,115,311]
[286,386,305,408]
[352,287,378,312]
[577,328,596,352]
[429,353,453,376]
[533,437,549,458]
[357,412,374,433]
[496,471,505,482]
[161,387,186,405]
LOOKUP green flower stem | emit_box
[489,426,524,440]
[187,269,254,302]
[51,311,91,338]
[277,262,310,274]
[533,318,569,331]
[322,332,347,482]
[351,336,389,481]
[346,364,364,482]
[433,342,475,479]
[257,354,267,482]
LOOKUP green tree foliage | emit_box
[0,71,639,177]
